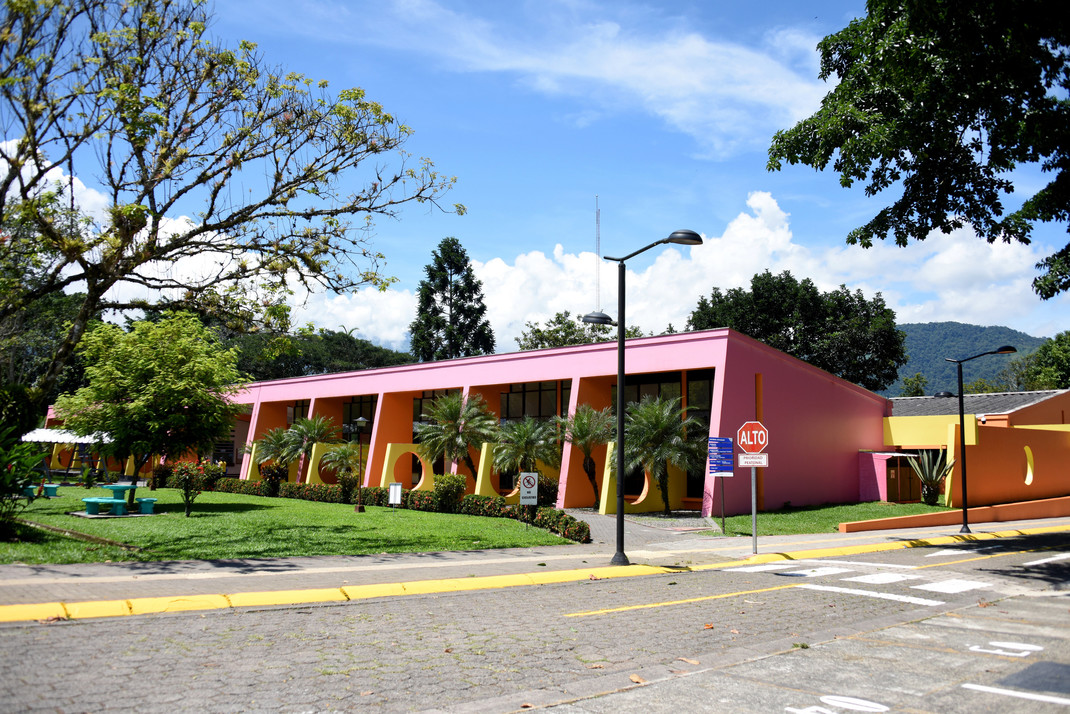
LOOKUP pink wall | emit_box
[704,333,889,517]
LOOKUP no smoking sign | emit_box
[519,472,538,505]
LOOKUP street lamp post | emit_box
[345,416,369,513]
[582,229,703,566]
[940,345,1016,534]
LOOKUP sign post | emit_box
[708,437,734,535]
[737,421,769,555]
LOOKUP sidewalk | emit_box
[2,511,1069,622]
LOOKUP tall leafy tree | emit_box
[0,0,460,405]
[624,396,706,517]
[767,0,1070,298]
[413,392,498,478]
[1018,331,1070,389]
[515,311,643,351]
[686,270,907,391]
[409,238,495,361]
[54,312,246,504]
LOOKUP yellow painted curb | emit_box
[3,523,1065,624]
[0,601,69,623]
[340,582,409,600]
[692,524,1070,571]
[65,599,131,620]
[227,588,349,608]
[128,594,232,615]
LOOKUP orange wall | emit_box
[947,424,1070,506]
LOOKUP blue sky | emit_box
[198,0,1069,352]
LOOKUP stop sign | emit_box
[737,421,769,454]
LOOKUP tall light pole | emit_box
[344,416,369,513]
[940,345,1016,534]
[582,229,703,566]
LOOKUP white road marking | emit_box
[798,583,944,606]
[778,567,855,578]
[730,563,799,572]
[1022,553,1070,566]
[795,559,917,570]
[961,683,1070,705]
[842,573,923,585]
[912,579,991,594]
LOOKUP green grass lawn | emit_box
[2,486,568,565]
[713,500,953,537]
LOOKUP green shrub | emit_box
[537,473,559,508]
[433,473,467,513]
[0,426,45,535]
[259,463,288,497]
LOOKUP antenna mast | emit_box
[595,195,601,310]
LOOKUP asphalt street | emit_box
[0,514,1068,713]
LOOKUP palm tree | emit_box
[555,404,614,503]
[414,392,498,478]
[494,417,561,475]
[319,442,366,510]
[624,395,706,516]
[285,415,341,482]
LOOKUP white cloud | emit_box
[290,0,831,158]
[295,192,1067,349]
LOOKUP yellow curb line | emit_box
[2,524,1067,624]
[691,524,1070,571]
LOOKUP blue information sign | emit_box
[708,436,734,475]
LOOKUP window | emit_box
[343,395,377,442]
[499,381,565,423]
[286,400,310,426]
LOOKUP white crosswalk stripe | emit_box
[911,579,991,594]
[842,573,922,585]
[776,566,855,578]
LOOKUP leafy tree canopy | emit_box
[768,0,1070,298]
[0,0,460,405]
[409,237,495,361]
[54,311,247,477]
[515,310,644,351]
[686,270,907,391]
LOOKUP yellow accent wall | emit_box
[884,415,979,447]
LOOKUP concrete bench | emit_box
[43,484,59,497]
[135,497,158,514]
[82,497,127,516]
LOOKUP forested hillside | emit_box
[883,322,1048,396]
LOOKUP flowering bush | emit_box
[170,461,210,517]
[458,495,590,543]
[407,489,435,512]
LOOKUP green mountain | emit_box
[882,322,1049,396]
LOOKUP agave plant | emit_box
[624,395,706,516]
[555,404,614,503]
[906,449,955,506]
[414,392,499,477]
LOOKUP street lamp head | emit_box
[934,391,955,398]
[994,345,1017,355]
[581,310,616,326]
[665,229,703,246]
